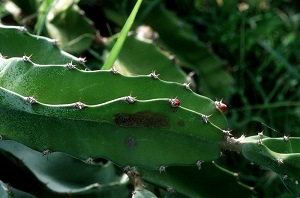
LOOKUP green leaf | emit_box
[45,0,95,54]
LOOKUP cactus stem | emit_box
[221,137,243,153]
[66,62,76,69]
[75,102,86,109]
[150,70,160,79]
[237,134,246,144]
[27,96,37,104]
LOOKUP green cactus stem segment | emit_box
[0,87,224,169]
[221,135,300,196]
[0,57,227,128]
[114,112,168,128]
[0,25,81,66]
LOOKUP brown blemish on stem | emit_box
[115,112,168,128]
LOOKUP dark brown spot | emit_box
[115,112,168,128]
[125,136,136,150]
[177,120,185,127]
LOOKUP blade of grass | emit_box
[34,0,55,35]
[101,0,143,70]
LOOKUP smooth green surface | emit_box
[137,162,252,197]
[0,25,81,65]
[0,58,227,127]
[0,87,223,168]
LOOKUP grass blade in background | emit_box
[101,0,143,70]
[34,0,55,36]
